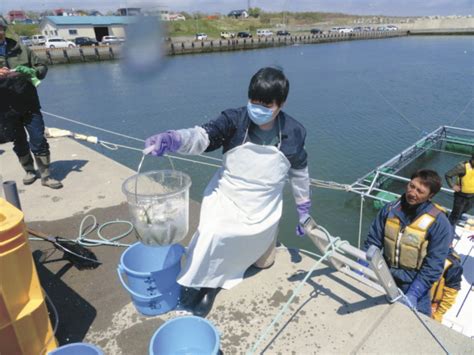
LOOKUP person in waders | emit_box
[0,22,62,189]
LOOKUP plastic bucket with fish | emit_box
[122,170,191,246]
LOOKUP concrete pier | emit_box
[33,31,405,64]
[0,137,472,354]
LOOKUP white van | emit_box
[31,35,46,45]
[256,29,273,37]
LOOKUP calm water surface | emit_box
[39,36,474,251]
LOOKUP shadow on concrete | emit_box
[33,250,97,345]
[50,159,88,181]
[243,243,301,280]
[0,149,4,155]
[287,265,387,313]
[460,251,473,284]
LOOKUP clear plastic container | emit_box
[122,170,192,246]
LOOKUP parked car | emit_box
[352,26,363,32]
[386,25,399,31]
[44,37,76,48]
[310,28,322,35]
[220,31,235,39]
[276,30,290,36]
[74,37,98,47]
[19,36,32,46]
[338,27,353,34]
[195,33,208,41]
[363,26,373,32]
[31,34,46,45]
[256,29,273,37]
[101,35,122,45]
[377,26,387,31]
[236,31,252,38]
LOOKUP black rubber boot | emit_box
[18,153,38,185]
[34,154,63,189]
[193,288,220,318]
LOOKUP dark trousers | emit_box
[13,111,50,157]
[449,192,474,226]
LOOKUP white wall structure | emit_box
[39,16,134,41]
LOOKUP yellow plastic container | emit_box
[0,198,57,354]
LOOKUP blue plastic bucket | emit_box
[149,316,220,355]
[117,242,184,316]
[48,343,103,354]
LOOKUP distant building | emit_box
[8,10,27,23]
[53,9,81,16]
[228,10,249,18]
[117,8,141,16]
[169,13,186,21]
[39,16,134,41]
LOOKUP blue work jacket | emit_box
[201,106,308,169]
[364,197,453,292]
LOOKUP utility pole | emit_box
[248,0,251,10]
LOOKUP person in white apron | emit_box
[145,67,312,317]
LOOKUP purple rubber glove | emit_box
[296,200,311,237]
[144,131,181,157]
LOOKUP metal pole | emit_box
[3,180,22,210]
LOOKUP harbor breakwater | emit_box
[34,30,406,65]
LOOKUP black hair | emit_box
[411,169,442,195]
[248,67,289,107]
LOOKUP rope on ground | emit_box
[43,109,363,191]
[74,215,134,248]
[41,110,223,162]
[399,291,451,355]
[246,230,348,355]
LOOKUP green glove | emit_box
[13,65,41,87]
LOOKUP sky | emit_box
[0,0,472,17]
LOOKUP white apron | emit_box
[177,140,291,289]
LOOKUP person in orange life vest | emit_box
[445,153,474,226]
[430,248,463,322]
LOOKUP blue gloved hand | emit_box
[296,200,311,237]
[144,131,181,156]
[399,292,417,310]
[399,279,427,311]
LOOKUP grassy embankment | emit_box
[166,12,359,38]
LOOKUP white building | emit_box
[39,16,134,41]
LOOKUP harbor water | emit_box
[38,35,474,251]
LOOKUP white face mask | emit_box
[247,102,274,125]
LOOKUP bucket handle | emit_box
[117,265,160,301]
